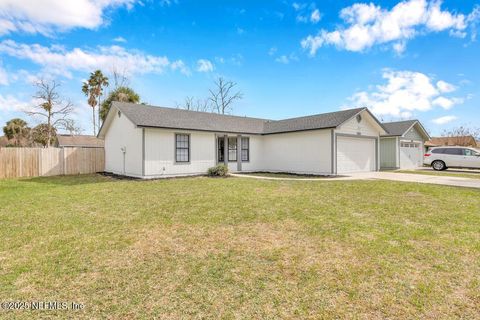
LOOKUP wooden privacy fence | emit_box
[0,147,104,179]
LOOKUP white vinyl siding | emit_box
[403,126,424,141]
[104,108,143,177]
[145,129,215,177]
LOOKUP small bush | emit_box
[207,164,229,177]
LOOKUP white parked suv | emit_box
[424,146,480,171]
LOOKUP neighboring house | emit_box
[98,102,387,178]
[425,136,478,149]
[380,120,430,170]
[56,135,104,148]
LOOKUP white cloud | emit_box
[432,96,463,109]
[344,69,464,117]
[0,0,137,36]
[302,0,477,55]
[268,47,277,56]
[0,40,187,77]
[392,41,406,55]
[236,27,245,35]
[436,80,456,93]
[196,59,214,73]
[170,60,191,76]
[113,36,127,43]
[432,115,457,124]
[0,64,8,85]
[293,2,320,24]
[292,3,305,11]
[275,55,290,64]
[310,9,321,24]
[275,53,298,64]
[0,94,30,112]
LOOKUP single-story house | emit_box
[425,136,478,149]
[56,134,104,148]
[380,120,430,170]
[98,102,388,178]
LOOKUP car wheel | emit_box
[432,160,446,171]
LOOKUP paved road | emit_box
[231,172,480,189]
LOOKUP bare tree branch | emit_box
[441,126,480,146]
[25,79,76,147]
[209,77,243,114]
[177,96,212,112]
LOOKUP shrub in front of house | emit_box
[207,164,229,177]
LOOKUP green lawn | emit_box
[0,175,479,319]
[396,169,480,180]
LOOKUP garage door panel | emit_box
[337,136,376,174]
[400,141,423,169]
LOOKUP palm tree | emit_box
[3,118,30,146]
[100,86,140,122]
[82,70,109,135]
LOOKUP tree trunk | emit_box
[97,95,102,133]
[47,114,51,148]
[92,106,96,136]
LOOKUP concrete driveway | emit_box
[349,171,480,189]
[415,167,480,175]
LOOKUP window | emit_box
[432,148,446,154]
[218,138,224,162]
[464,149,480,157]
[228,137,237,161]
[241,137,249,162]
[175,134,190,162]
[401,142,420,148]
[444,148,463,155]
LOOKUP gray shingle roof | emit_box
[112,102,366,135]
[263,108,365,134]
[382,120,418,136]
[57,135,104,148]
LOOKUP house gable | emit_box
[336,109,386,136]
[402,125,424,141]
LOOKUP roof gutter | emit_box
[136,125,337,136]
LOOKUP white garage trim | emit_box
[334,133,379,174]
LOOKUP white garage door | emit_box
[337,136,376,174]
[400,141,423,169]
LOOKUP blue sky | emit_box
[0,0,479,136]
